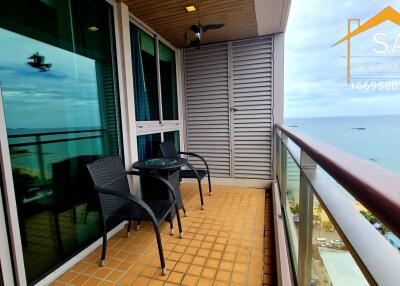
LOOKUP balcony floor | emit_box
[52,183,270,286]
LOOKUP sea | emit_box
[284,114,400,173]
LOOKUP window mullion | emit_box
[155,35,163,125]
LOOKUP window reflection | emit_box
[159,42,178,120]
[137,133,161,160]
[0,0,122,283]
[164,130,180,152]
[131,25,160,121]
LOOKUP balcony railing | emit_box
[8,128,105,180]
[274,124,400,286]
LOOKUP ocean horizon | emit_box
[285,114,400,173]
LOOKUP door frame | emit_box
[0,136,15,286]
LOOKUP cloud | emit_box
[0,28,103,129]
[285,0,400,118]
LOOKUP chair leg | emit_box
[207,172,212,196]
[152,222,166,275]
[136,221,141,231]
[197,177,205,210]
[126,221,132,237]
[175,205,183,239]
[169,220,174,235]
[100,223,107,267]
[182,205,188,217]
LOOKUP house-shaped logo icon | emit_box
[332,6,400,83]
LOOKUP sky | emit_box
[0,28,101,130]
[284,0,400,118]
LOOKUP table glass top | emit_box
[144,158,178,166]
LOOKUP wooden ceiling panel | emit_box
[123,0,258,48]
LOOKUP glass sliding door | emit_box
[0,0,122,284]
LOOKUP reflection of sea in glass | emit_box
[0,0,122,283]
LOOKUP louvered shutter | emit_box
[184,44,231,177]
[231,36,273,179]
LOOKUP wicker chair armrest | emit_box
[126,171,178,202]
[178,152,210,175]
[95,186,158,222]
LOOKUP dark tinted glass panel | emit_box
[163,131,180,152]
[0,0,122,283]
[159,42,178,120]
[137,134,161,160]
[130,24,159,121]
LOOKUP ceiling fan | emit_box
[184,1,225,48]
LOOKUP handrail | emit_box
[9,135,103,148]
[276,124,400,238]
[7,128,105,139]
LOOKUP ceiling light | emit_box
[88,26,99,32]
[185,5,197,12]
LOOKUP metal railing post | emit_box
[298,150,316,286]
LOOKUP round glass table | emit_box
[132,157,188,221]
[132,157,187,171]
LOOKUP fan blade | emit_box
[184,31,190,46]
[189,24,201,33]
[202,23,224,32]
[190,38,201,48]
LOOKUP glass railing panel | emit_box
[311,194,369,286]
[317,167,400,253]
[284,150,300,269]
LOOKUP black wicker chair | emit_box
[86,156,182,275]
[159,141,212,211]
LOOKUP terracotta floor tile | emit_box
[132,276,151,286]
[219,261,233,271]
[93,267,112,279]
[57,271,77,283]
[167,271,184,284]
[197,277,213,286]
[180,254,194,264]
[106,270,124,282]
[215,270,231,282]
[192,256,207,266]
[181,274,199,285]
[201,267,217,279]
[147,280,164,286]
[187,264,203,276]
[52,185,268,286]
[212,281,230,286]
[82,277,102,286]
[98,281,113,286]
[141,266,158,278]
[70,274,90,286]
[174,262,190,273]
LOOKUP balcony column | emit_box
[114,2,141,195]
[297,150,316,286]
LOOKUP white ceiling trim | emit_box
[254,0,291,35]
